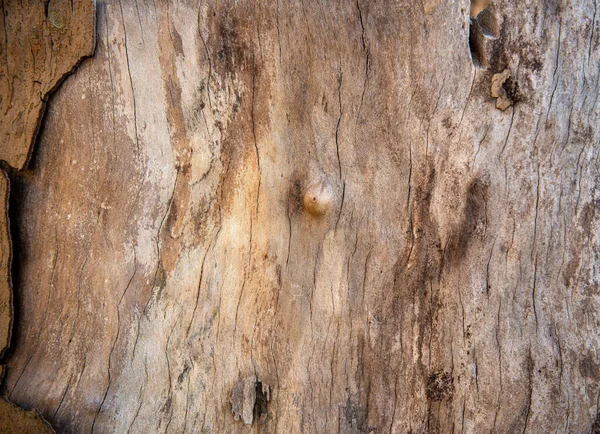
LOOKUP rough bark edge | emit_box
[0,168,11,362]
[0,395,54,433]
[18,0,98,171]
[0,1,97,431]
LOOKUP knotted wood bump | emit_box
[303,181,334,216]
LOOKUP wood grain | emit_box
[0,1,95,431]
[0,0,96,170]
[4,1,600,433]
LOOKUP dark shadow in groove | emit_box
[0,86,52,387]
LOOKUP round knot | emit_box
[303,182,334,217]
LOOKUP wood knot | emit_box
[303,182,334,217]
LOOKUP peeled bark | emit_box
[3,1,600,433]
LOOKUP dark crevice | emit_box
[592,412,600,433]
[1,86,53,369]
[469,18,488,67]
[1,174,19,372]
[468,1,498,67]
[254,381,269,420]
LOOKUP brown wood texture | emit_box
[0,0,96,170]
[0,396,53,434]
[0,171,54,433]
[0,1,95,432]
[4,0,600,433]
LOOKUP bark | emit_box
[0,396,53,433]
[0,0,95,431]
[0,0,96,170]
[3,0,600,433]
[0,171,10,360]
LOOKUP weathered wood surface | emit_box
[4,0,600,433]
[0,1,95,431]
[0,0,96,170]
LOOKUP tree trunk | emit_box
[2,0,600,433]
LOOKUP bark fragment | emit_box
[231,375,256,425]
[0,0,96,431]
[0,397,53,433]
[490,69,519,111]
[0,0,96,170]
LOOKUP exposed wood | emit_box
[3,1,600,433]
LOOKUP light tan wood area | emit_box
[2,1,600,433]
